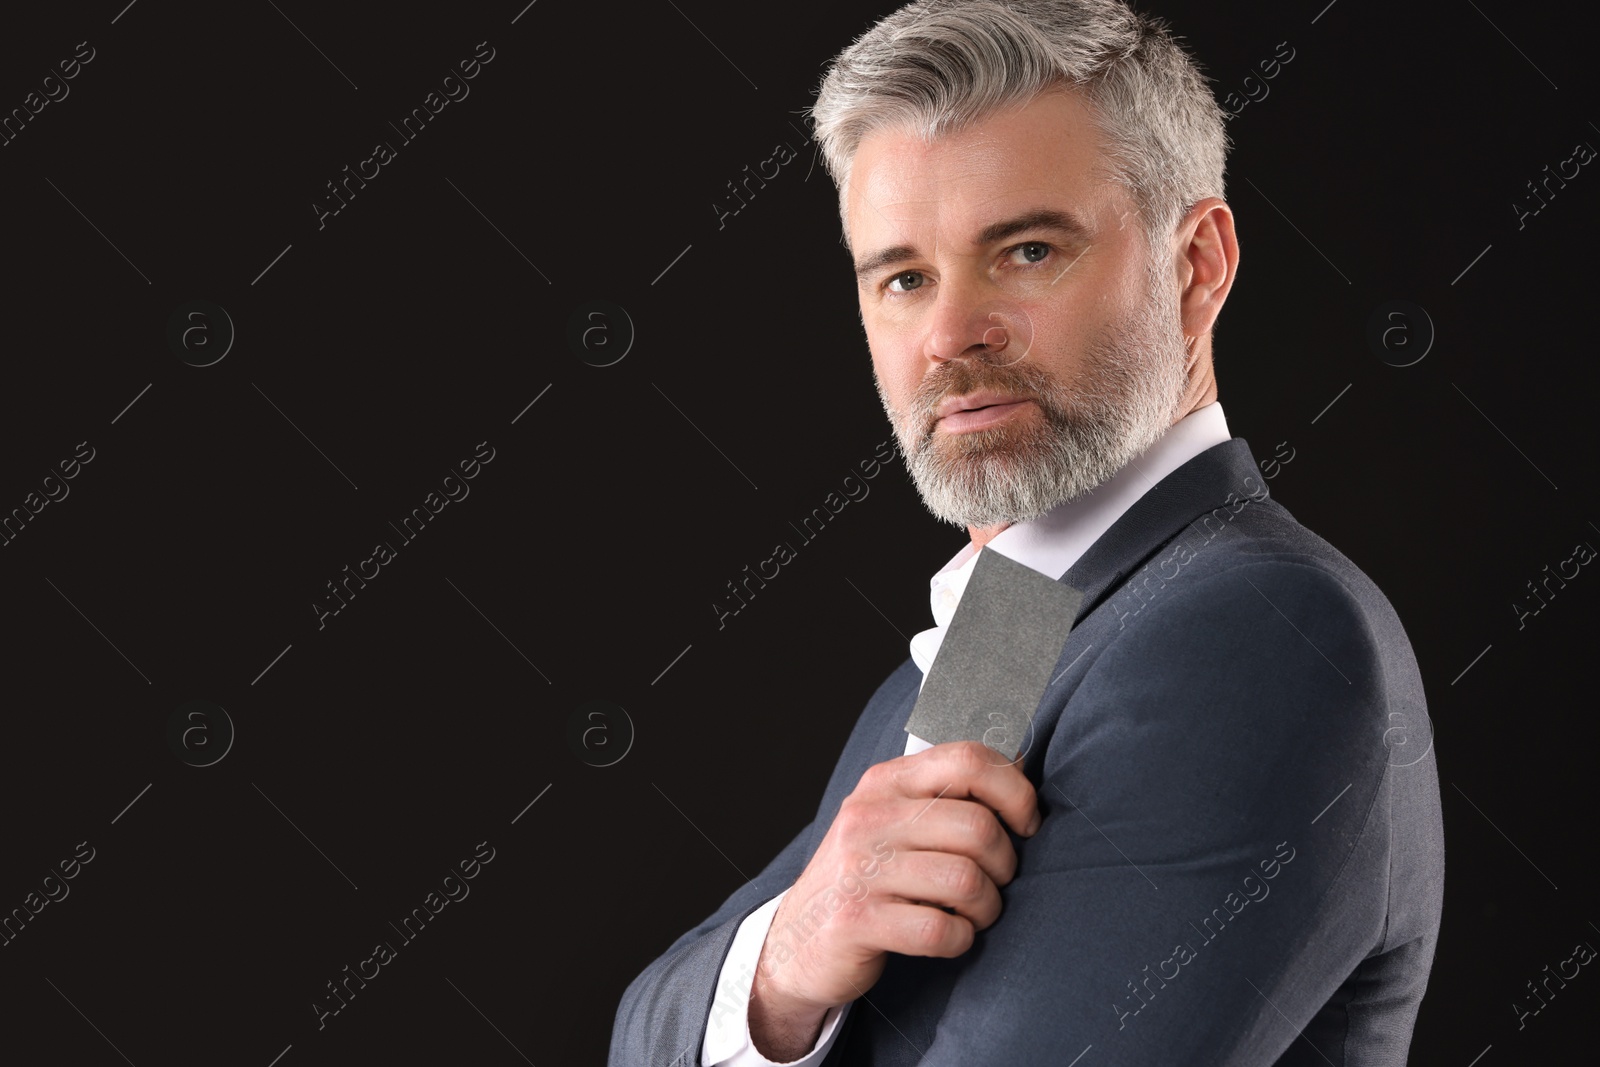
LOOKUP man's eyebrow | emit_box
[852,208,1094,282]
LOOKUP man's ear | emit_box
[1175,197,1238,340]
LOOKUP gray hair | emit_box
[805,0,1230,258]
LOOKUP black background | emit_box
[0,0,1594,1063]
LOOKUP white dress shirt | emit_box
[702,402,1233,1065]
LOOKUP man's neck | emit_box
[967,521,1013,553]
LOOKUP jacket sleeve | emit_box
[905,560,1422,1065]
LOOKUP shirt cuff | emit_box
[702,887,852,1066]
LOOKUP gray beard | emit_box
[877,268,1193,530]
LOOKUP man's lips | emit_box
[935,391,1034,421]
[933,395,1035,433]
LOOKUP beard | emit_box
[876,265,1193,530]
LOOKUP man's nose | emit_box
[924,276,1028,368]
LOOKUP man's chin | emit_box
[918,432,1050,478]
[909,450,1110,529]
[911,474,1066,529]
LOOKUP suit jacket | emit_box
[609,436,1445,1066]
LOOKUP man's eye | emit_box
[1011,241,1052,264]
[882,243,1052,294]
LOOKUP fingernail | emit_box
[1026,811,1042,836]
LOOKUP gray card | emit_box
[904,546,1084,762]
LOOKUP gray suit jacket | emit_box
[609,436,1445,1066]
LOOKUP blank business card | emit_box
[904,546,1084,762]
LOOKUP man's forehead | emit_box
[845,90,1113,242]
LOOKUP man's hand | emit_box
[747,740,1040,1059]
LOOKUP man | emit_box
[610,2,1444,1064]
